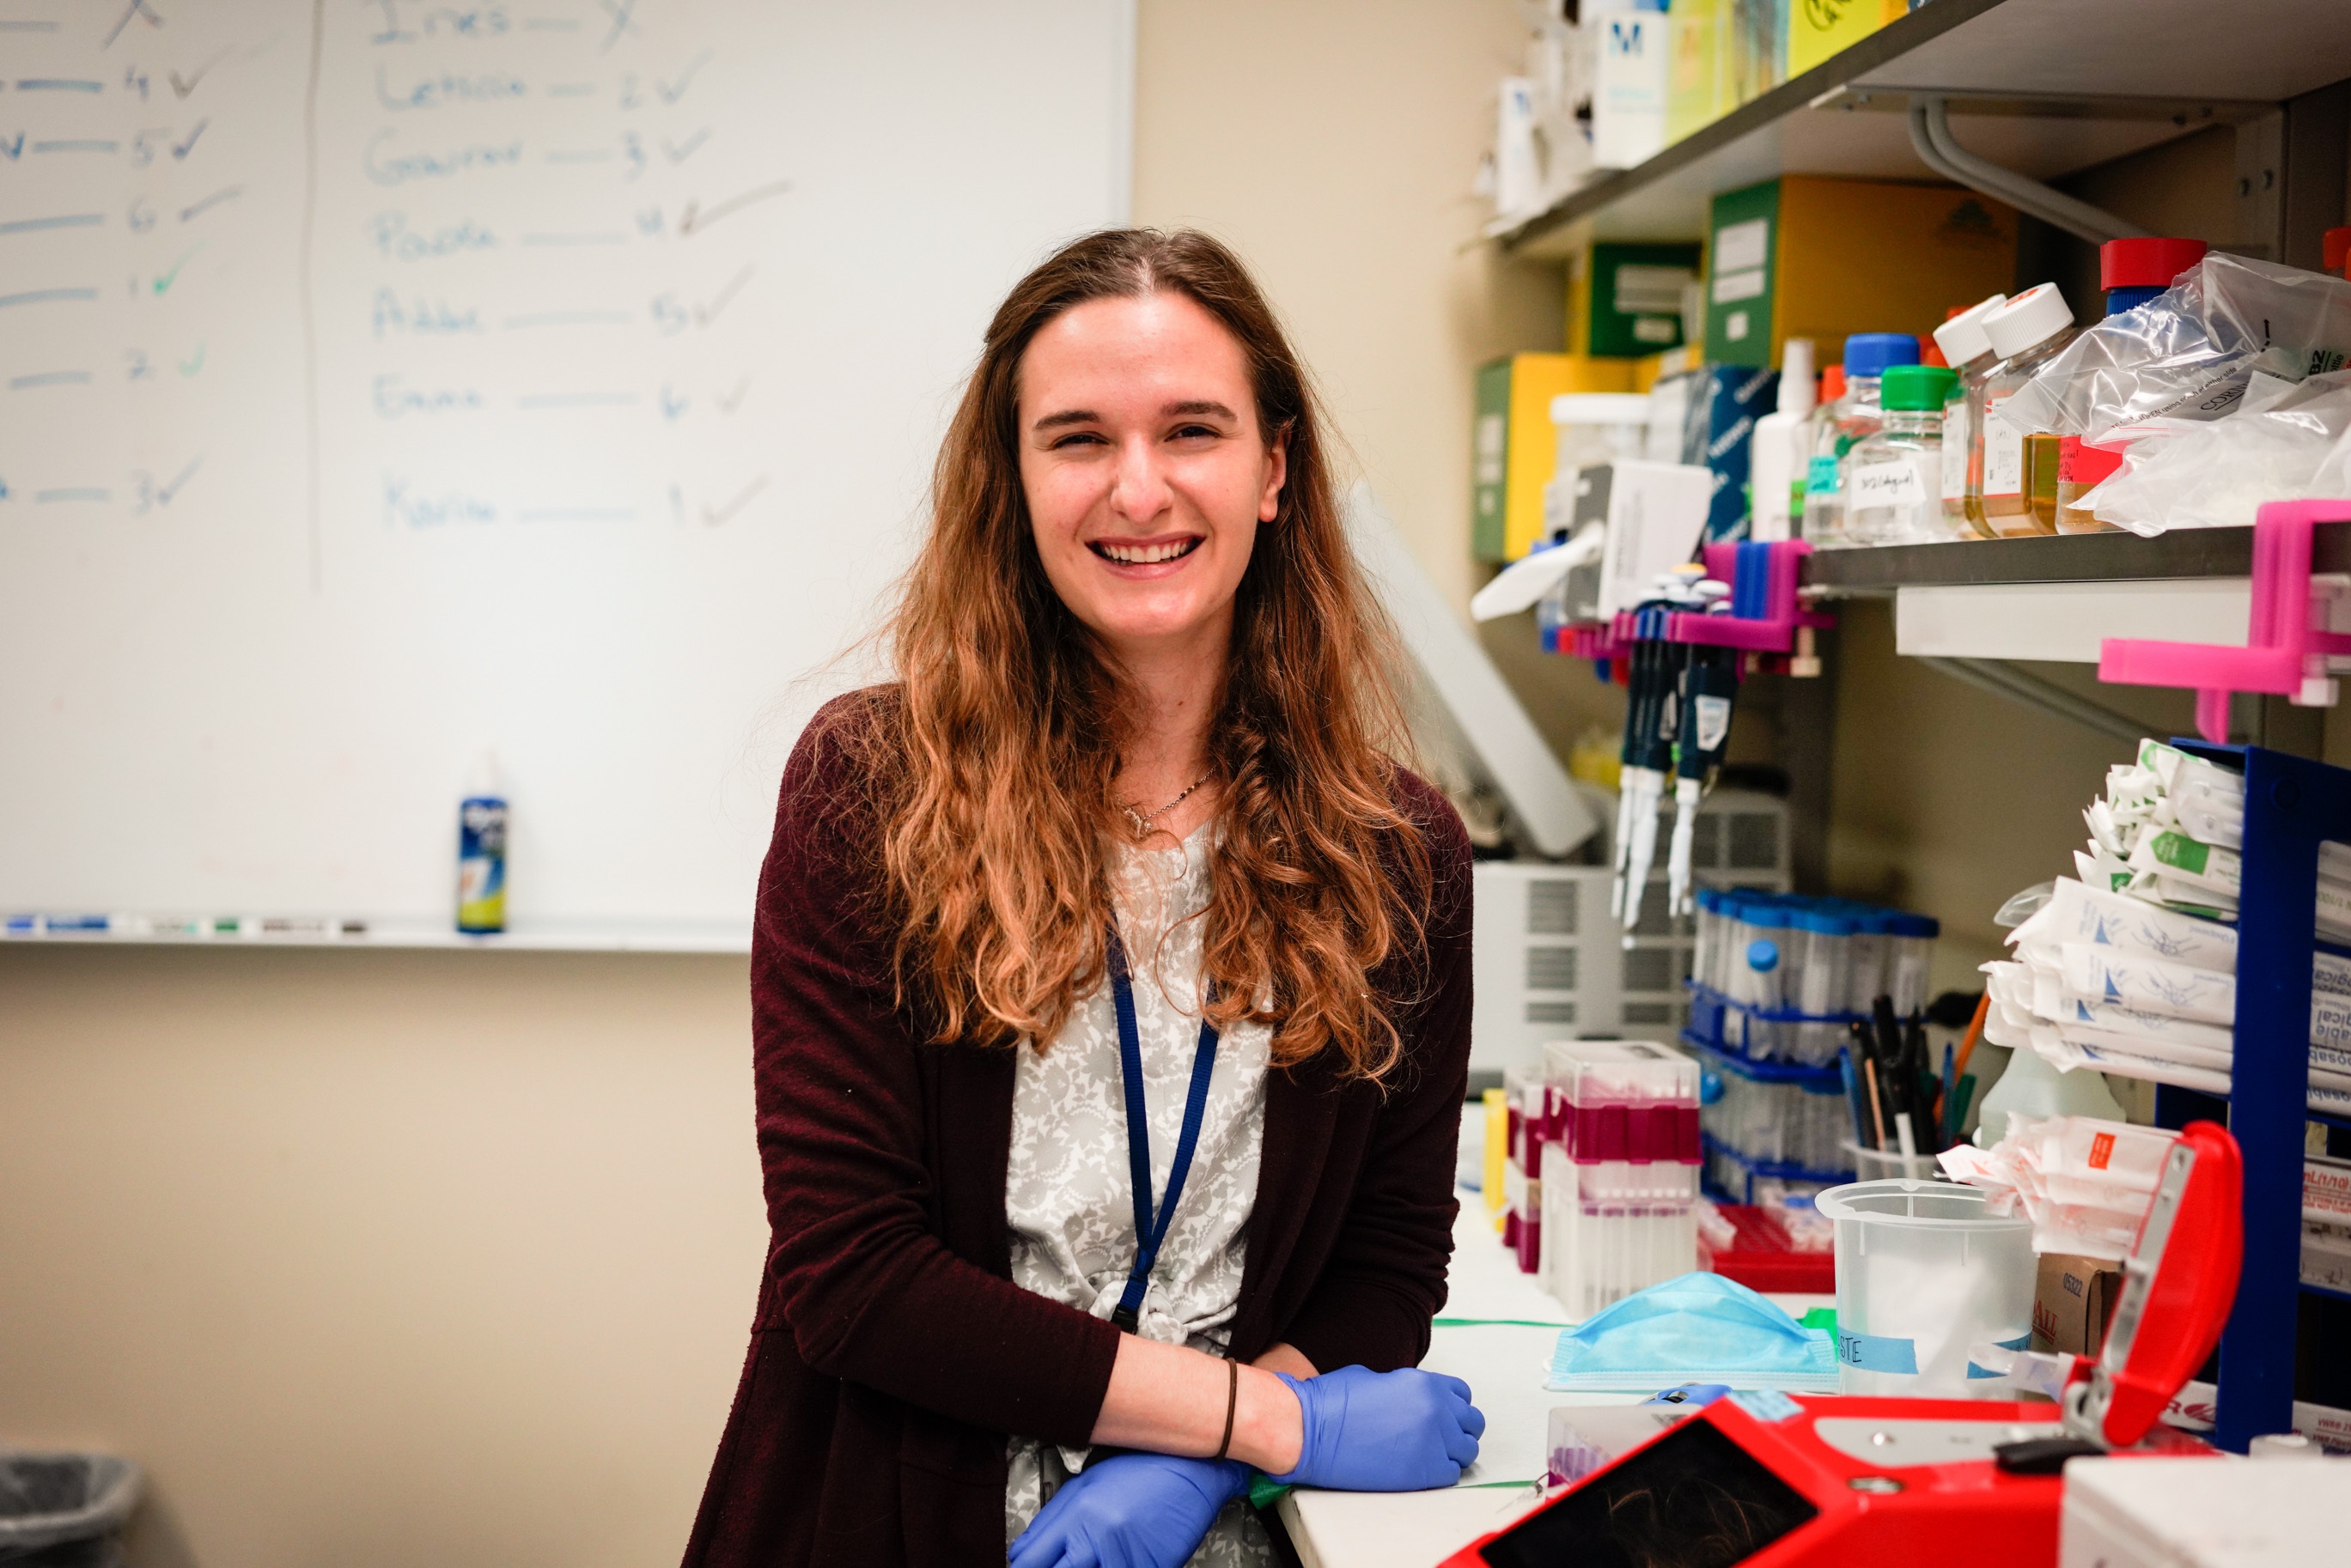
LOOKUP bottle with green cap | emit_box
[1842,364,1960,545]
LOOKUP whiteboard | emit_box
[0,0,1133,936]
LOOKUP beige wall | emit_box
[0,949,760,1567]
[1132,0,1561,615]
[0,6,1553,1566]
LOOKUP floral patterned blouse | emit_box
[1002,824,1276,1565]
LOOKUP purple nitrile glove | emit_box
[1007,1451,1252,1568]
[1266,1365,1485,1492]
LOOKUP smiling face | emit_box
[1016,291,1286,671]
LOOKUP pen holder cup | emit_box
[1814,1179,2034,1400]
[1841,1140,1942,1183]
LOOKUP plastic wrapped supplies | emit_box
[2000,252,2351,446]
[1985,738,2351,1117]
[1983,253,2351,535]
[1937,1113,2177,1260]
[2076,370,2351,535]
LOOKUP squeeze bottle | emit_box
[2055,239,2210,534]
[1973,284,2079,538]
[1747,337,1815,542]
[1929,294,2005,539]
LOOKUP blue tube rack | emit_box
[2150,743,2351,1452]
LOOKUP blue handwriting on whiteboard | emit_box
[365,130,523,185]
[375,64,527,109]
[374,374,484,417]
[368,1,513,44]
[368,210,497,259]
[384,477,496,526]
[373,288,482,336]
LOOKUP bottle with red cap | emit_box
[2326,227,2351,280]
[1973,283,2080,537]
[2053,238,2210,533]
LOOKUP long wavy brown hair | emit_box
[859,228,1431,1080]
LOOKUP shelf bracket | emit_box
[1914,657,2153,744]
[1906,96,2151,246]
[2100,501,2351,743]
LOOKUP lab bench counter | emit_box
[1274,1188,1832,1568]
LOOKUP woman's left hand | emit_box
[1008,1452,1251,1568]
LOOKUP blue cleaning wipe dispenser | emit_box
[1546,1271,1838,1393]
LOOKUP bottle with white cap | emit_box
[1929,294,2006,539]
[1972,283,2080,538]
[1747,337,1815,542]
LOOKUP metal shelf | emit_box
[1799,526,2351,595]
[1497,0,2351,254]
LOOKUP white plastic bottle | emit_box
[1971,1041,2126,1149]
[1748,337,1815,542]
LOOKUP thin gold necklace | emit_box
[1122,775,1210,838]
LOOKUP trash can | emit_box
[0,1453,142,1567]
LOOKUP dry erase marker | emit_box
[261,917,368,937]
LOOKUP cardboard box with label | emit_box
[2032,1251,2123,1358]
[1786,0,1906,79]
[1702,176,2018,370]
[1471,353,1637,562]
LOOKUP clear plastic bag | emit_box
[2001,253,2351,446]
[2077,369,2351,535]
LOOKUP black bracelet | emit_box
[1212,1357,1239,1462]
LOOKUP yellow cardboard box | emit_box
[1471,353,1638,562]
[1703,175,2017,370]
[1788,0,1907,80]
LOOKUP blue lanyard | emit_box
[1105,925,1221,1334]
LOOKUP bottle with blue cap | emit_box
[1799,331,1919,548]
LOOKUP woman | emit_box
[681,228,1482,1568]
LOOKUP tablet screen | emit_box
[1475,1419,1818,1568]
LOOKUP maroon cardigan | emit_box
[679,690,1475,1568]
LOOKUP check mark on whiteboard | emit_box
[662,128,710,164]
[656,51,711,104]
[153,245,200,294]
[171,118,208,158]
[701,474,768,526]
[169,50,228,98]
[715,375,749,413]
[678,179,789,237]
[694,264,752,327]
[156,454,202,503]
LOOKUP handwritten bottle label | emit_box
[1804,455,1839,496]
[1850,459,1928,509]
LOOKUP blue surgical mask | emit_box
[1547,1272,1839,1393]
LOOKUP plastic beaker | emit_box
[1814,1178,2034,1399]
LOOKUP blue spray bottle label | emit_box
[457,796,508,933]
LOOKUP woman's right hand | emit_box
[1266,1366,1484,1492]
